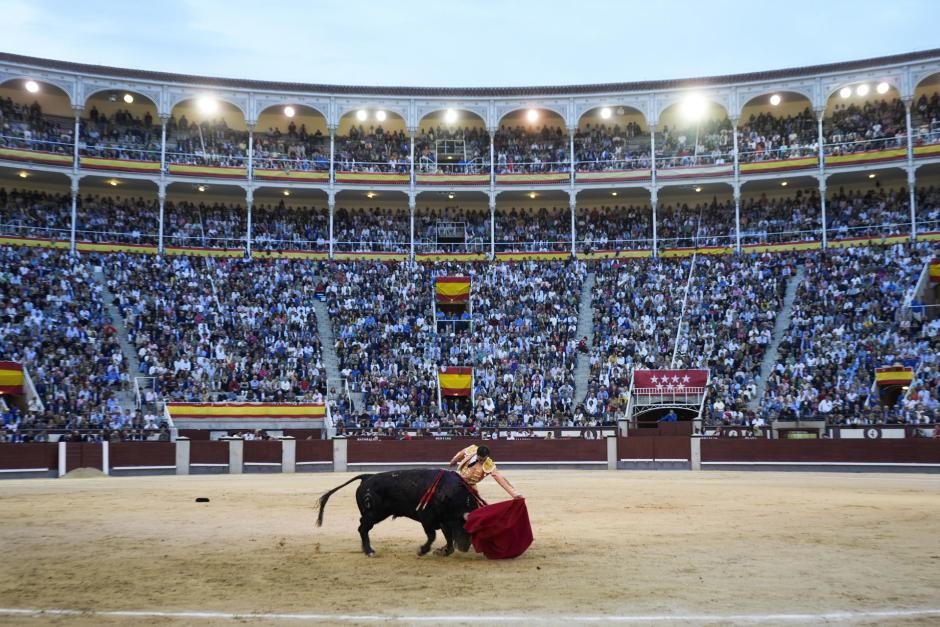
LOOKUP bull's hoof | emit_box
[433,547,454,557]
[418,546,431,556]
[364,550,377,557]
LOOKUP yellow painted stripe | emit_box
[253,169,329,181]
[333,252,408,261]
[496,252,569,261]
[914,143,940,158]
[416,253,489,262]
[415,174,490,184]
[826,148,907,165]
[578,249,653,259]
[0,147,72,164]
[575,169,651,182]
[76,242,159,254]
[168,164,248,177]
[253,250,329,260]
[739,157,817,173]
[334,172,410,183]
[163,247,244,257]
[167,403,325,417]
[495,172,570,184]
[79,157,161,171]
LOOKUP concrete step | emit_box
[93,269,141,414]
[312,298,361,413]
[750,265,805,411]
[573,271,596,407]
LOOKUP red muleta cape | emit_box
[463,498,533,559]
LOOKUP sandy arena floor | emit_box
[0,470,939,626]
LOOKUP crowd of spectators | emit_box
[656,118,733,167]
[415,206,490,254]
[253,123,328,172]
[493,125,569,173]
[416,126,489,174]
[737,108,818,163]
[657,200,736,248]
[105,254,326,403]
[739,190,822,244]
[165,115,248,167]
[826,186,912,239]
[914,91,940,144]
[333,206,409,253]
[0,246,145,438]
[326,260,586,432]
[496,207,571,252]
[251,203,329,251]
[762,243,933,424]
[80,106,160,161]
[335,126,410,173]
[577,204,652,252]
[824,98,906,155]
[0,97,73,153]
[575,123,651,171]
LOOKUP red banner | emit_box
[632,369,709,392]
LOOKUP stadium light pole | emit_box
[816,106,827,248]
[731,114,741,254]
[904,98,917,240]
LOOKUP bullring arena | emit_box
[4,5,940,625]
[0,470,939,625]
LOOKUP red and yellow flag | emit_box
[436,276,471,304]
[439,367,472,397]
[874,366,914,386]
[929,258,940,283]
[165,402,326,419]
[0,361,24,395]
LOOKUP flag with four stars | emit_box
[632,369,709,392]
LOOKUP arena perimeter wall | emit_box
[1,438,940,478]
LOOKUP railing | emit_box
[494,160,570,174]
[332,239,409,254]
[249,235,328,253]
[657,232,736,250]
[0,134,75,164]
[334,160,411,174]
[737,144,818,163]
[738,227,822,246]
[74,228,159,246]
[79,143,161,163]
[493,238,570,253]
[633,386,706,403]
[165,150,249,168]
[416,156,490,174]
[163,232,246,250]
[822,135,906,158]
[415,240,490,255]
[655,151,734,170]
[0,222,72,241]
[826,220,912,241]
[576,236,653,253]
[253,155,330,172]
[574,156,652,171]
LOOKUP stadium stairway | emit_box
[312,298,362,413]
[573,271,596,407]
[93,269,142,414]
[749,265,805,411]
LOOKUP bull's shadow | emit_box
[317,469,481,557]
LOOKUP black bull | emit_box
[316,469,482,556]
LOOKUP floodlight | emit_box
[375,110,387,122]
[197,97,218,114]
[284,106,295,118]
[356,110,367,122]
[445,109,458,124]
[769,94,781,106]
[24,80,39,93]
[680,93,708,121]
[123,94,134,104]
[600,107,612,119]
[856,84,870,97]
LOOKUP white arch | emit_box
[0,75,74,107]
[823,79,901,104]
[83,87,159,110]
[496,105,568,127]
[336,104,409,124]
[737,89,815,118]
[168,94,249,120]
[256,101,328,120]
[576,103,650,127]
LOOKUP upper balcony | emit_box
[1,50,940,187]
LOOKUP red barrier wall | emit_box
[189,441,229,465]
[0,443,58,470]
[617,436,691,461]
[65,442,103,472]
[347,438,606,464]
[296,440,333,463]
[244,441,282,464]
[109,442,176,468]
[702,439,940,464]
[632,423,693,437]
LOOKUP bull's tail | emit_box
[316,474,373,527]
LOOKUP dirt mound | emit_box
[62,467,107,479]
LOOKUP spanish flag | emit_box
[439,367,472,397]
[930,258,940,283]
[875,366,914,386]
[435,276,471,304]
[0,361,24,395]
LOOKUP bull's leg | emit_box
[434,525,455,556]
[358,516,378,557]
[418,523,436,556]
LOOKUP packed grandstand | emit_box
[1,48,940,443]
